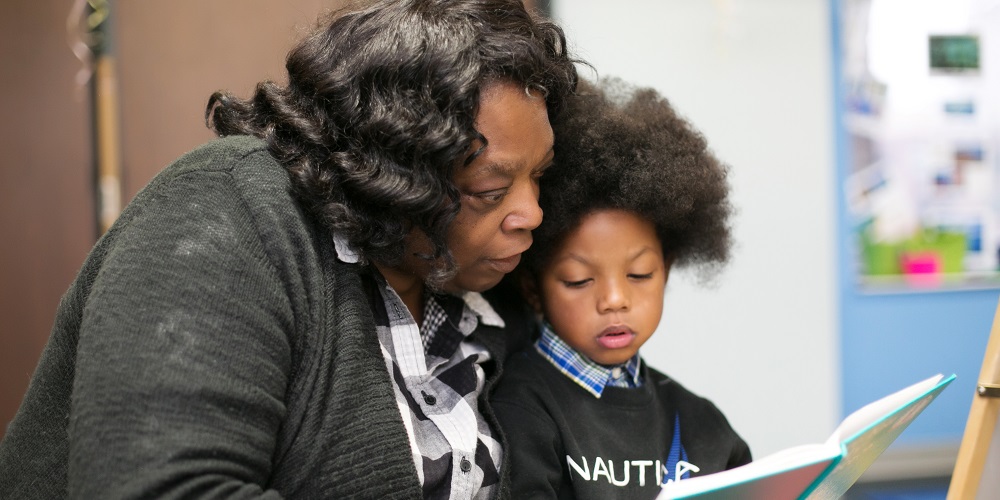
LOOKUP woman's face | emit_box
[440,80,554,293]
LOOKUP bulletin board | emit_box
[839,0,1000,293]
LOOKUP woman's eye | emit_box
[562,278,591,288]
[531,166,549,181]
[474,189,507,205]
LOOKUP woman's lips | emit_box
[488,253,522,274]
[597,325,636,350]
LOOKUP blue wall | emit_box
[831,0,999,444]
[839,287,996,442]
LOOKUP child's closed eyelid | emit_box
[561,278,591,288]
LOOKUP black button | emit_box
[460,457,472,473]
[421,391,436,406]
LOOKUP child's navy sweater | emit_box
[492,348,751,499]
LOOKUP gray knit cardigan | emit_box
[0,136,530,499]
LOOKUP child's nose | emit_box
[598,281,630,312]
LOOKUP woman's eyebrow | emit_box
[483,160,519,177]
[538,146,556,167]
[468,145,554,178]
[464,159,519,181]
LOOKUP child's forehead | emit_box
[548,209,661,259]
[571,208,651,236]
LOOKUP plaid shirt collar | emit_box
[333,233,505,333]
[535,321,642,398]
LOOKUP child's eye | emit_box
[562,278,591,288]
[628,272,654,281]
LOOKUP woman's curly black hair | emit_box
[524,78,734,278]
[206,0,578,285]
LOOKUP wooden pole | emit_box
[89,0,123,236]
[94,54,123,235]
[947,298,1000,499]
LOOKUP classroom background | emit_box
[2,0,997,497]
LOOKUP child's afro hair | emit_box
[524,77,734,277]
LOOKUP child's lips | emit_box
[597,325,636,349]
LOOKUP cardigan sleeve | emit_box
[68,167,297,499]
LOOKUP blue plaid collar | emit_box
[534,321,642,398]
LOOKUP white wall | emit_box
[551,0,839,457]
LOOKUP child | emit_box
[491,78,752,499]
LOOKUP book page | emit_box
[826,374,945,443]
[658,374,954,500]
[805,374,954,500]
[657,444,839,500]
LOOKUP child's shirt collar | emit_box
[534,321,642,399]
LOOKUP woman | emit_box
[0,1,578,498]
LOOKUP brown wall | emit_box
[0,0,345,438]
[114,1,345,199]
[1,0,547,438]
[0,0,95,438]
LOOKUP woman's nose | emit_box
[502,180,543,232]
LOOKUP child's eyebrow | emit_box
[627,246,658,260]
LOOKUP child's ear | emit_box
[518,271,543,313]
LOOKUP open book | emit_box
[657,373,955,500]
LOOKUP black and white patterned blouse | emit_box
[335,236,503,500]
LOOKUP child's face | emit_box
[535,209,669,366]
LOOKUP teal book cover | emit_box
[658,374,956,500]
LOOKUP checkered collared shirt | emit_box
[335,236,503,500]
[535,321,643,398]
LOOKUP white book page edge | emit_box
[825,374,945,445]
